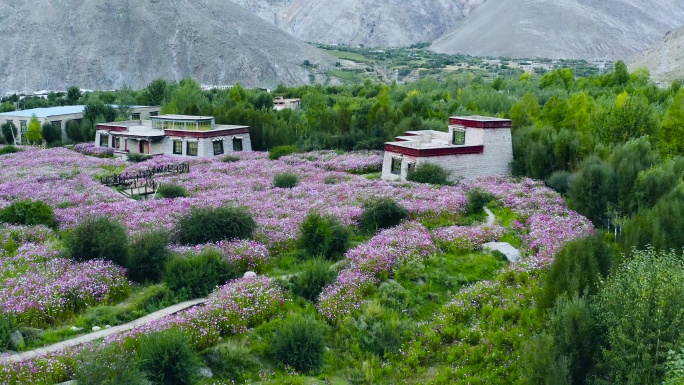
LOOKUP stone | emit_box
[243,271,257,279]
[92,326,101,332]
[482,242,520,263]
[10,330,24,350]
[70,326,83,332]
[105,325,112,329]
[199,367,213,377]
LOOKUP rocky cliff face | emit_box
[430,0,684,60]
[629,27,684,86]
[0,0,335,94]
[229,0,486,47]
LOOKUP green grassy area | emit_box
[327,69,365,83]
[325,50,371,63]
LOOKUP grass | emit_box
[324,50,371,63]
[328,69,364,83]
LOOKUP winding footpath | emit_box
[0,298,205,364]
[484,206,496,226]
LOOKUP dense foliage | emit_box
[358,197,408,233]
[163,249,240,299]
[175,205,256,245]
[406,162,451,185]
[0,199,57,229]
[127,230,172,283]
[270,314,329,374]
[65,216,129,266]
[298,211,351,259]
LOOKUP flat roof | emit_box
[0,105,157,119]
[153,114,214,120]
[449,115,511,122]
[110,126,165,137]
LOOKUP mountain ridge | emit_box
[629,27,684,86]
[0,0,335,94]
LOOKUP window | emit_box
[131,113,141,120]
[213,140,224,155]
[391,157,402,175]
[51,120,61,129]
[99,134,108,147]
[187,141,198,156]
[5,120,12,125]
[232,138,243,152]
[173,140,183,155]
[453,129,466,145]
[114,137,120,149]
[149,111,159,117]
[19,120,27,133]
[407,162,416,174]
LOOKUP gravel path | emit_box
[0,298,205,364]
[484,206,496,226]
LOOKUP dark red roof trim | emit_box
[449,118,511,129]
[97,124,127,132]
[385,143,484,157]
[163,127,250,138]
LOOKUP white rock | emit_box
[105,325,112,329]
[70,326,83,332]
[92,326,101,332]
[482,242,520,263]
[243,271,257,279]
[198,367,213,377]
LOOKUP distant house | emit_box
[94,114,251,158]
[0,105,159,144]
[273,96,301,111]
[381,116,513,181]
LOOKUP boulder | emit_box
[92,326,101,332]
[10,330,24,350]
[482,242,520,263]
[243,271,257,279]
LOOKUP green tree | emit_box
[568,156,616,226]
[41,122,61,144]
[67,86,82,104]
[83,102,117,125]
[597,93,660,144]
[510,92,540,128]
[612,60,630,86]
[659,88,684,156]
[610,137,658,213]
[25,114,42,144]
[594,248,684,385]
[139,79,168,106]
[1,122,17,144]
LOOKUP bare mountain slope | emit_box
[431,0,684,60]
[629,27,684,86]
[229,0,486,47]
[0,0,335,93]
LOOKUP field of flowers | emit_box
[0,146,594,384]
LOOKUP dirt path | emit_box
[484,206,496,226]
[0,298,205,364]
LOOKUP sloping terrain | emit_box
[629,27,684,86]
[0,0,335,93]
[229,0,486,47]
[431,0,684,60]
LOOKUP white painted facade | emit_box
[381,116,513,181]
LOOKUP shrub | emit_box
[156,184,189,199]
[175,206,256,245]
[539,234,613,310]
[272,172,299,188]
[41,122,62,145]
[269,145,297,160]
[222,155,240,163]
[345,305,411,357]
[406,162,451,185]
[0,199,57,228]
[163,249,240,299]
[128,230,172,283]
[128,153,153,162]
[298,211,351,260]
[0,313,18,352]
[271,314,329,374]
[466,187,496,215]
[546,171,572,194]
[65,216,129,265]
[323,175,338,184]
[136,329,201,385]
[292,258,337,302]
[74,344,149,385]
[204,341,260,382]
[0,145,19,155]
[359,197,408,233]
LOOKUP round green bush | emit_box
[466,188,496,215]
[292,258,337,302]
[175,206,256,245]
[66,216,129,265]
[298,211,350,260]
[359,197,408,233]
[0,145,20,155]
[546,171,572,194]
[268,145,297,160]
[406,162,451,185]
[271,314,329,374]
[272,172,299,188]
[205,341,260,382]
[163,249,240,299]
[222,155,240,163]
[136,328,201,385]
[74,344,149,385]
[156,184,189,199]
[128,153,153,163]
[128,230,172,283]
[0,199,57,228]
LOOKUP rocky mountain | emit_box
[431,0,684,60]
[0,0,335,94]
[228,0,486,47]
[629,27,684,86]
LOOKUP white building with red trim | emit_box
[381,116,512,181]
[94,114,251,158]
